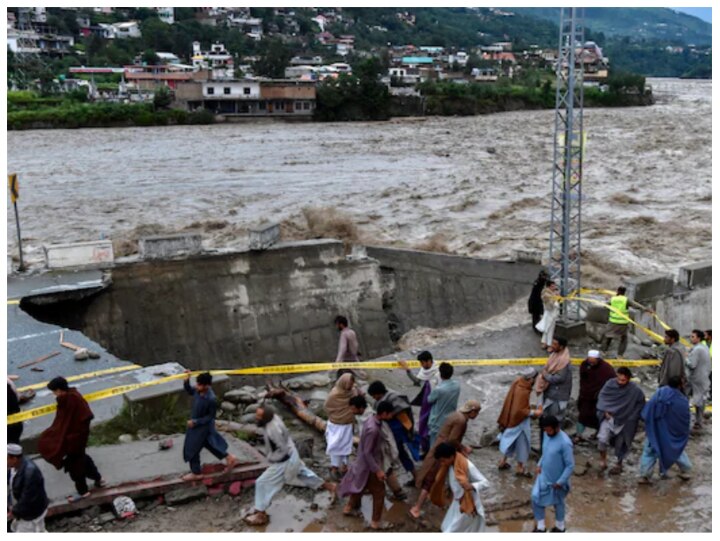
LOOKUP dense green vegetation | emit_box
[7,6,710,89]
[7,90,214,130]
[513,7,711,45]
[315,58,391,121]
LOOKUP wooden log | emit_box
[18,351,61,369]
[264,382,359,444]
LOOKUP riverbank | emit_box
[8,84,654,130]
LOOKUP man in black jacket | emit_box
[8,443,49,532]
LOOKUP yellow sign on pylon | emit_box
[8,173,19,203]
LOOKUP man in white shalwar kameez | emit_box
[430,442,490,533]
[244,406,335,526]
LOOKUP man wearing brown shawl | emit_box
[324,373,362,478]
[38,377,105,502]
[497,368,543,476]
[408,400,481,519]
[575,350,616,444]
[534,337,572,452]
[430,443,490,532]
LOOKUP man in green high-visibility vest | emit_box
[600,287,648,359]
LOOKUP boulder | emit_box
[224,387,260,404]
[243,402,262,415]
[295,437,314,459]
[74,348,90,361]
[220,401,237,412]
[118,434,134,444]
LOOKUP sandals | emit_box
[67,492,90,503]
[515,470,533,478]
[94,479,108,489]
[609,465,623,476]
[181,473,204,481]
[343,507,362,518]
[244,512,269,526]
[498,462,512,471]
[368,521,394,531]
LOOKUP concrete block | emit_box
[164,486,208,506]
[678,261,712,290]
[139,233,203,260]
[555,320,587,340]
[44,240,114,270]
[249,223,280,251]
[585,305,609,324]
[514,249,544,265]
[626,273,674,303]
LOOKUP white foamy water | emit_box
[7,78,711,282]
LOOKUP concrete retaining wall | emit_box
[366,246,541,340]
[628,261,712,338]
[44,240,114,270]
[60,240,392,369]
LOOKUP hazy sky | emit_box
[672,7,712,23]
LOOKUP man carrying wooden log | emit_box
[244,405,336,526]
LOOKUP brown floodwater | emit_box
[7,78,711,284]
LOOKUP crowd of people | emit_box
[6,299,712,533]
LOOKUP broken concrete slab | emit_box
[36,434,267,517]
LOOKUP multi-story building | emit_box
[175,79,316,117]
[191,41,234,80]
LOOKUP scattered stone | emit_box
[88,350,101,359]
[240,413,257,424]
[118,434,134,444]
[68,515,84,526]
[301,381,313,390]
[224,387,259,404]
[221,401,237,412]
[295,436,314,459]
[74,348,90,361]
[479,429,499,448]
[228,481,242,496]
[84,505,102,519]
[243,402,261,415]
[98,512,116,525]
[308,389,329,402]
[165,486,208,506]
[310,503,319,511]
[136,428,151,440]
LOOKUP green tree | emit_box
[153,85,172,109]
[142,49,160,65]
[253,40,292,78]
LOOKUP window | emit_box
[207,87,215,95]
[224,87,231,95]
[243,87,251,95]
[303,101,310,110]
[259,101,266,110]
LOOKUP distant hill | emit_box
[512,7,712,45]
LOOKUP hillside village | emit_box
[5,6,648,116]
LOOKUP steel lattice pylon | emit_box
[548,7,584,320]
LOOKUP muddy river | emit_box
[6,78,711,284]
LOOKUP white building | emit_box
[113,21,142,39]
[156,8,174,25]
[192,41,234,80]
[203,80,260,99]
[228,17,263,40]
[448,51,469,67]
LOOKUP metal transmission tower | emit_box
[548,8,585,320]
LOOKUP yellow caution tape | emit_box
[8,357,663,424]
[572,289,689,347]
[16,364,143,392]
[7,299,20,305]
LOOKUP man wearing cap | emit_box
[575,350,616,444]
[408,400,481,519]
[8,443,49,533]
[497,368,543,477]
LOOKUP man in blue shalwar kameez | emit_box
[181,372,237,481]
[531,415,574,533]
